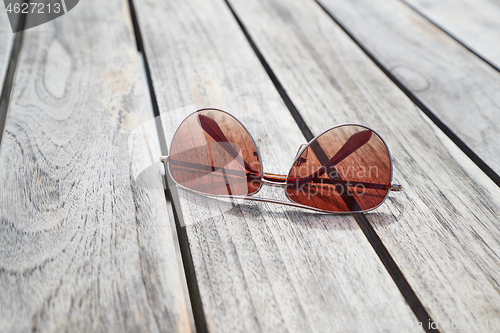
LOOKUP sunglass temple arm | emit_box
[390,183,403,191]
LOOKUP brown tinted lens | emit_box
[169,109,262,196]
[286,125,391,212]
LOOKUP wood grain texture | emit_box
[0,0,191,332]
[133,0,422,331]
[315,0,500,178]
[228,0,500,331]
[403,0,500,70]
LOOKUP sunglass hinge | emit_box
[390,183,403,191]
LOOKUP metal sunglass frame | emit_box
[160,108,402,214]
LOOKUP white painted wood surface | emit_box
[0,0,191,332]
[403,0,500,70]
[228,0,500,331]
[317,0,500,178]
[133,0,422,331]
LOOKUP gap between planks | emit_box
[128,0,206,331]
[224,1,437,331]
[0,0,193,331]
[225,0,500,331]
[131,0,423,331]
[313,0,500,188]
[400,0,500,73]
[314,0,500,186]
[0,11,25,145]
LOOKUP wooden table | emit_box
[1,0,499,332]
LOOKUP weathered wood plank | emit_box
[315,0,500,179]
[403,0,500,70]
[228,0,500,331]
[133,0,422,331]
[0,0,191,332]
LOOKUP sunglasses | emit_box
[160,108,402,213]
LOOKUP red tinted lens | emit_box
[286,125,391,212]
[169,109,262,196]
